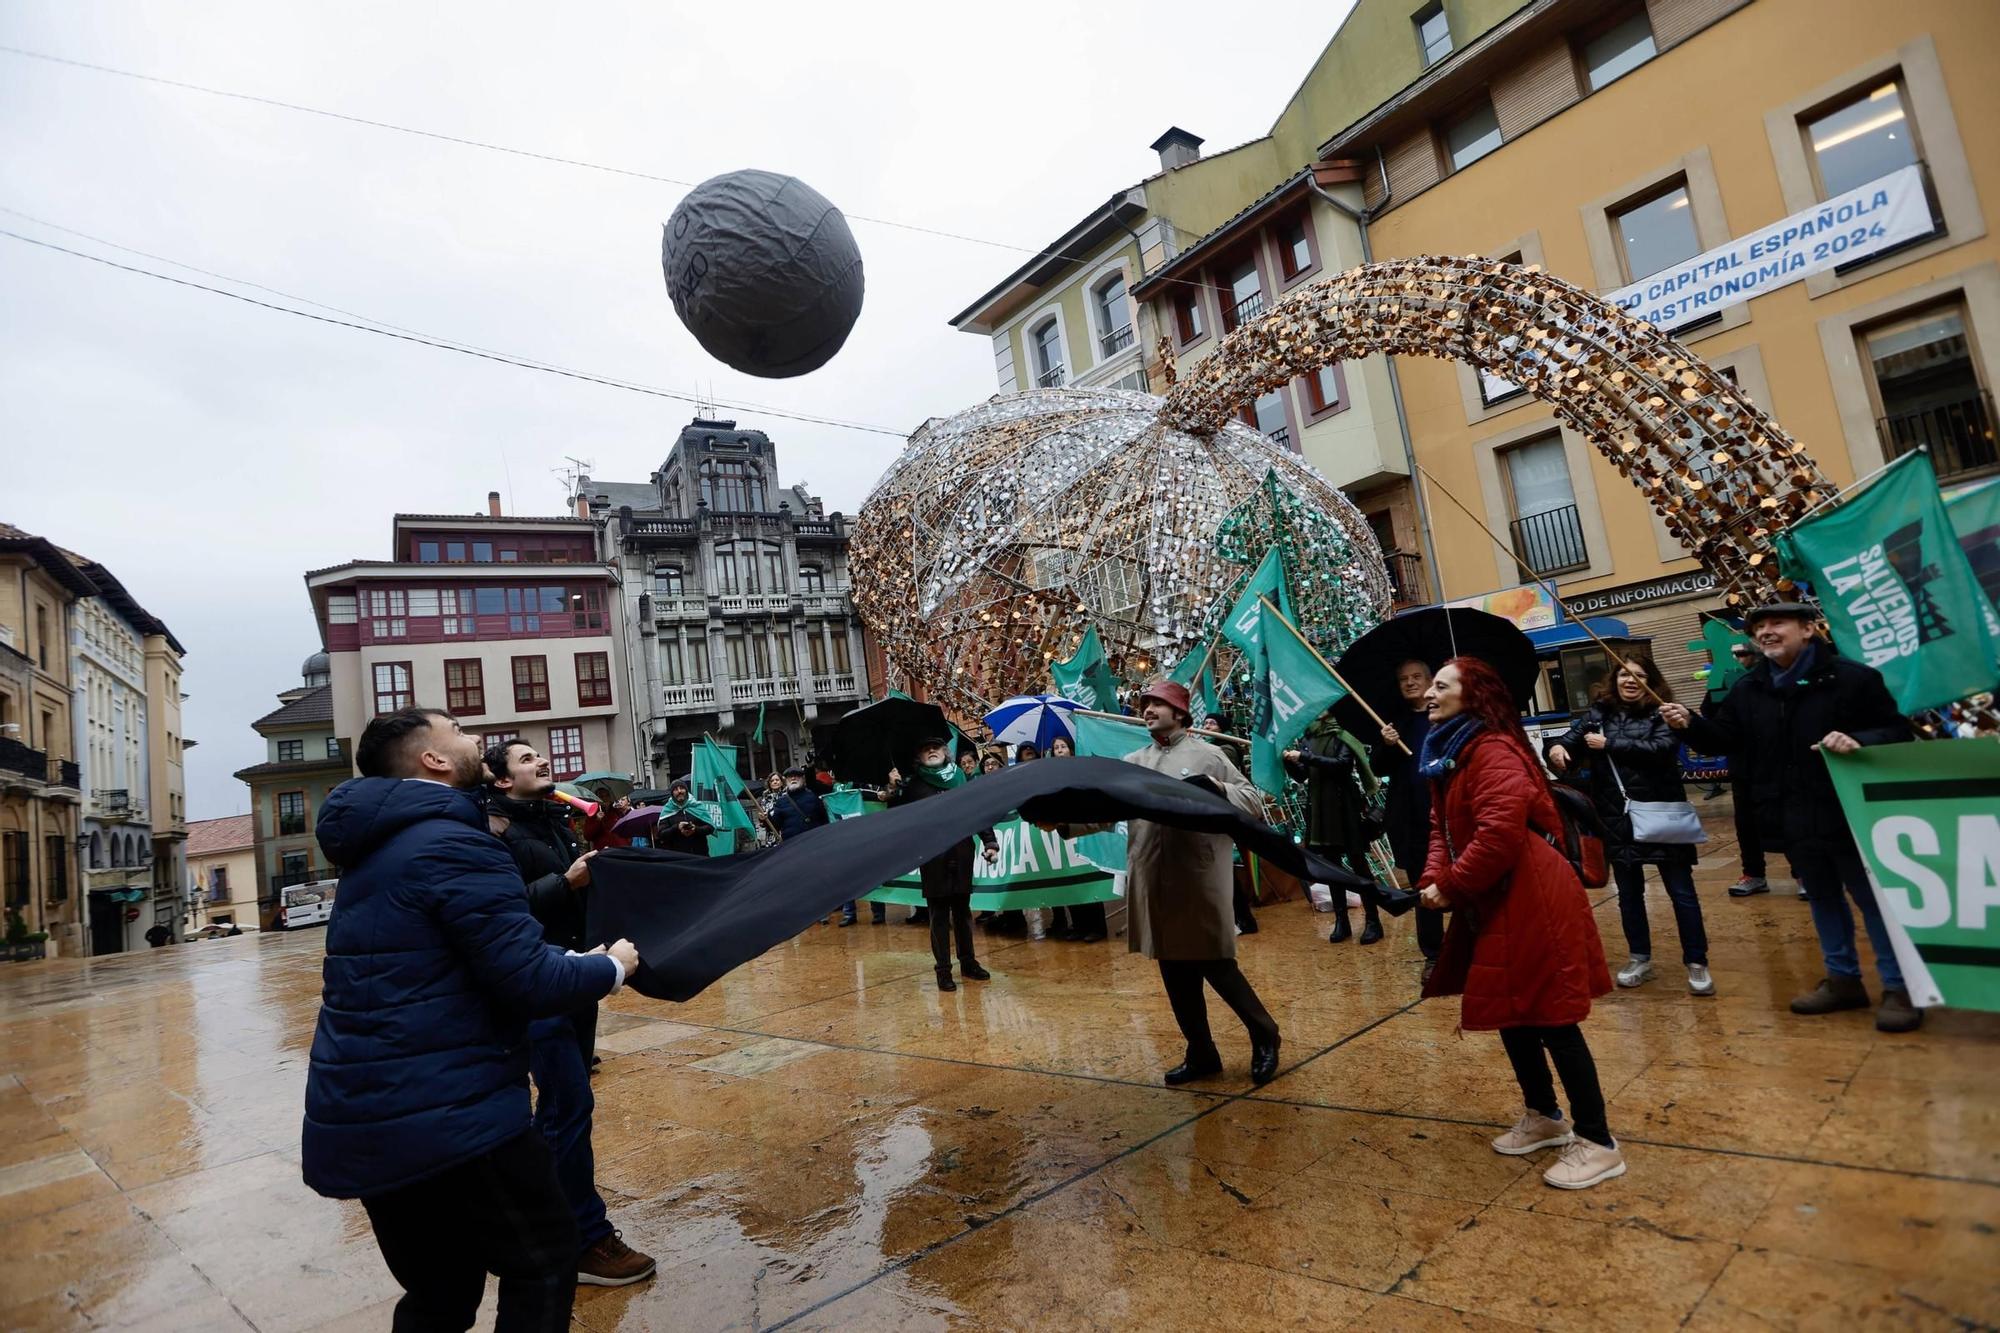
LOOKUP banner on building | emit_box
[1607,163,1933,332]
[1447,583,1558,630]
[863,814,1120,909]
[1825,741,2000,1012]
[1777,451,2000,713]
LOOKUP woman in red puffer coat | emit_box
[1416,656,1622,1191]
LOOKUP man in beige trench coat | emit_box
[1067,680,1283,1087]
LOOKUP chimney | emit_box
[487,490,502,517]
[1150,127,1204,172]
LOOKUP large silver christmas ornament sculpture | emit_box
[849,385,1391,719]
[661,170,865,378]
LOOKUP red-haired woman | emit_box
[1418,657,1623,1190]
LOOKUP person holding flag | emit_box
[1285,721,1385,947]
[653,779,718,858]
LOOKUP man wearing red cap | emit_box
[1069,680,1283,1085]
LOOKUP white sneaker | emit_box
[1491,1110,1573,1156]
[1687,964,1716,996]
[1616,956,1654,988]
[1543,1138,1627,1189]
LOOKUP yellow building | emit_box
[184,814,257,931]
[1317,0,1999,694]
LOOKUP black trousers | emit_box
[361,1128,578,1333]
[929,896,977,970]
[1068,900,1107,937]
[1498,1025,1612,1148]
[1157,959,1278,1059]
[1730,779,1765,879]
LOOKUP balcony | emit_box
[1510,504,1590,576]
[812,672,861,699]
[1231,291,1266,326]
[794,518,841,540]
[1385,550,1428,608]
[729,677,799,705]
[661,681,718,712]
[269,868,329,894]
[1877,388,1997,482]
[629,517,696,539]
[1266,427,1292,450]
[652,594,709,621]
[716,593,793,616]
[1099,324,1135,358]
[796,591,850,616]
[0,737,47,791]
[49,759,80,793]
[1036,365,1066,389]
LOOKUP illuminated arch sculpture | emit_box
[851,257,1825,717]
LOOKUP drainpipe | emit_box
[1306,166,1444,603]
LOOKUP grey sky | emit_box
[0,0,1348,818]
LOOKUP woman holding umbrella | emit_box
[1418,657,1623,1191]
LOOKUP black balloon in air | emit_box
[660,169,866,378]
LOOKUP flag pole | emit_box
[1414,465,1667,706]
[1259,597,1411,754]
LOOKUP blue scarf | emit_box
[1770,641,1819,692]
[1417,714,1483,780]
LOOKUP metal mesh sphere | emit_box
[850,386,1392,720]
[661,170,865,378]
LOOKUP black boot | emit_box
[936,967,956,992]
[1250,1034,1281,1086]
[1358,901,1384,946]
[1164,1047,1223,1085]
[1329,906,1352,944]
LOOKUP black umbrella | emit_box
[830,696,951,786]
[1332,606,1538,737]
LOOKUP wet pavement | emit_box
[3,843,1998,1331]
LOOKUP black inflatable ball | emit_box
[660,170,866,378]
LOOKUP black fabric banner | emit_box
[587,755,1405,1001]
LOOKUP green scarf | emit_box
[913,761,965,791]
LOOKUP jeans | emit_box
[1157,959,1279,1061]
[1730,779,1765,879]
[1499,1024,1611,1148]
[361,1129,577,1333]
[1788,840,1904,990]
[1612,861,1708,965]
[528,1011,609,1251]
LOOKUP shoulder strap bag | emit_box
[1604,754,1707,846]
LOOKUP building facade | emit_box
[1318,0,2000,698]
[233,655,348,928]
[574,418,871,785]
[305,508,635,791]
[184,813,257,931]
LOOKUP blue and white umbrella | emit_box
[982,694,1082,750]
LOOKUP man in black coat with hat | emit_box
[885,732,999,990]
[1661,603,1918,1032]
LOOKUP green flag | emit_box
[1068,710,1145,874]
[1777,451,2000,713]
[1249,599,1347,794]
[1050,625,1122,713]
[1945,474,2000,617]
[1164,647,1222,728]
[1825,740,2000,1013]
[694,737,755,832]
[1220,547,1293,656]
[751,702,765,745]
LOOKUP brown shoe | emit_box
[1875,987,1924,1033]
[579,1230,656,1287]
[1790,975,1869,1015]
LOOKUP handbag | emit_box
[1604,755,1707,846]
[1545,783,1611,887]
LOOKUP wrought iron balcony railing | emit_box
[1876,388,1997,482]
[1509,504,1589,576]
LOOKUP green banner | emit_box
[1250,599,1348,794]
[694,737,756,854]
[862,813,1120,909]
[1068,712,1145,873]
[1945,474,2000,617]
[1220,546,1292,656]
[1164,648,1220,728]
[1777,451,2000,712]
[1825,740,2000,1012]
[823,788,869,822]
[1050,625,1122,713]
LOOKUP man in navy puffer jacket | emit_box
[303,707,640,1332]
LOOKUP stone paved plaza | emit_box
[3,843,1998,1331]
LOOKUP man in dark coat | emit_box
[484,740,656,1288]
[1372,659,1440,973]
[1663,603,1918,1032]
[304,708,638,1330]
[886,733,999,990]
[652,780,717,857]
[1286,721,1383,946]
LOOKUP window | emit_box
[445,658,485,714]
[1443,100,1502,171]
[439,588,475,635]
[727,633,771,681]
[1240,391,1290,448]
[798,566,825,595]
[44,835,65,902]
[1031,319,1064,388]
[830,633,851,673]
[481,730,519,751]
[277,791,307,837]
[280,850,309,880]
[1278,215,1313,280]
[3,832,27,906]
[1804,80,1919,201]
[575,652,612,707]
[326,736,343,760]
[653,565,684,597]
[807,632,827,675]
[512,655,550,711]
[1580,11,1655,91]
[1222,257,1263,329]
[418,541,440,563]
[1173,290,1206,344]
[701,461,763,512]
[1415,2,1451,65]
[660,639,686,685]
[472,542,493,563]
[276,739,304,762]
[446,541,467,562]
[1480,252,1529,404]
[1611,180,1700,284]
[208,866,229,902]
[366,589,408,639]
[1093,275,1133,358]
[570,585,605,630]
[372,661,412,715]
[1866,304,1994,481]
[547,726,585,781]
[1303,364,1344,416]
[34,605,48,668]
[1503,436,1588,574]
[762,551,786,595]
[715,547,740,594]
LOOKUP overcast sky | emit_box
[0,0,1351,818]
